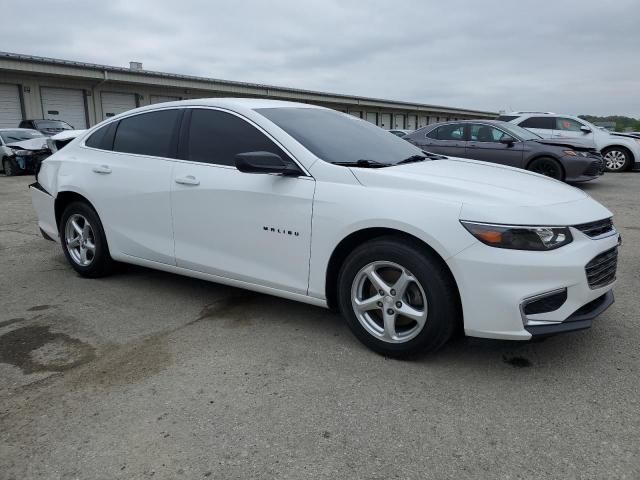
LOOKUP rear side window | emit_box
[518,116,555,130]
[185,109,287,166]
[112,109,180,158]
[428,124,466,141]
[85,122,117,150]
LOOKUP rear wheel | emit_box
[60,201,114,278]
[602,147,631,172]
[527,157,564,181]
[2,157,20,176]
[337,237,459,357]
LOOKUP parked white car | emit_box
[31,99,620,356]
[497,112,640,172]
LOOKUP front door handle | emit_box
[92,165,112,174]
[175,175,200,186]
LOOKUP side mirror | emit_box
[580,126,592,134]
[235,151,302,177]
[500,135,516,145]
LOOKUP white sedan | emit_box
[31,99,620,356]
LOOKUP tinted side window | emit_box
[85,122,117,150]
[186,109,287,166]
[437,124,466,141]
[425,127,439,139]
[112,109,179,158]
[518,116,554,129]
[555,117,583,132]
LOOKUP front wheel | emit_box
[337,237,459,357]
[60,201,114,278]
[602,147,631,172]
[527,157,564,181]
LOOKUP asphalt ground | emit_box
[1,172,638,479]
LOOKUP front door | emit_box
[171,108,315,294]
[465,123,524,168]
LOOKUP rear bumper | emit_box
[525,290,614,338]
[30,182,59,243]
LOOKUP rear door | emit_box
[516,116,555,138]
[81,108,180,264]
[171,108,315,294]
[414,123,468,157]
[466,123,524,167]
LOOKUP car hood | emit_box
[350,157,611,225]
[531,137,597,151]
[6,137,49,151]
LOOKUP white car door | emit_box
[171,108,315,294]
[551,117,595,142]
[516,116,555,138]
[80,109,180,265]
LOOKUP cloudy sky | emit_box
[2,0,639,116]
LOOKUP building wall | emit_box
[0,62,495,130]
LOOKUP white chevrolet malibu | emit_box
[31,99,620,356]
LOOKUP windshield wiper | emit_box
[332,159,388,168]
[396,154,428,165]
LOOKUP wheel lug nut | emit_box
[396,301,402,308]
[378,289,384,296]
[390,289,396,296]
[377,301,383,307]
[387,309,394,315]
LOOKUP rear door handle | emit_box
[175,175,200,186]
[92,165,112,174]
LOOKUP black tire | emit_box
[602,147,631,172]
[2,157,21,176]
[527,157,564,181]
[60,201,114,278]
[337,236,459,357]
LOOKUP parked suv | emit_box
[497,113,640,172]
[19,119,74,136]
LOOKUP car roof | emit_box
[138,97,324,112]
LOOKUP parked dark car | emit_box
[19,119,74,136]
[388,129,413,137]
[403,120,604,182]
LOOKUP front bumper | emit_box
[563,154,605,182]
[447,227,620,341]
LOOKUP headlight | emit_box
[562,150,588,157]
[460,221,573,250]
[11,149,36,156]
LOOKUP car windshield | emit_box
[255,107,425,165]
[499,123,541,141]
[35,120,73,129]
[0,129,45,143]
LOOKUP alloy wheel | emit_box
[531,159,561,179]
[64,214,96,266]
[351,261,428,343]
[604,150,627,171]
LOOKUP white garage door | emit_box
[41,87,87,129]
[150,95,180,105]
[365,112,377,125]
[101,92,137,119]
[418,116,428,128]
[394,114,405,129]
[407,115,417,130]
[0,84,22,128]
[380,113,392,129]
[349,111,362,118]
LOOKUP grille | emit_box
[584,159,604,176]
[574,218,614,238]
[585,247,618,289]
